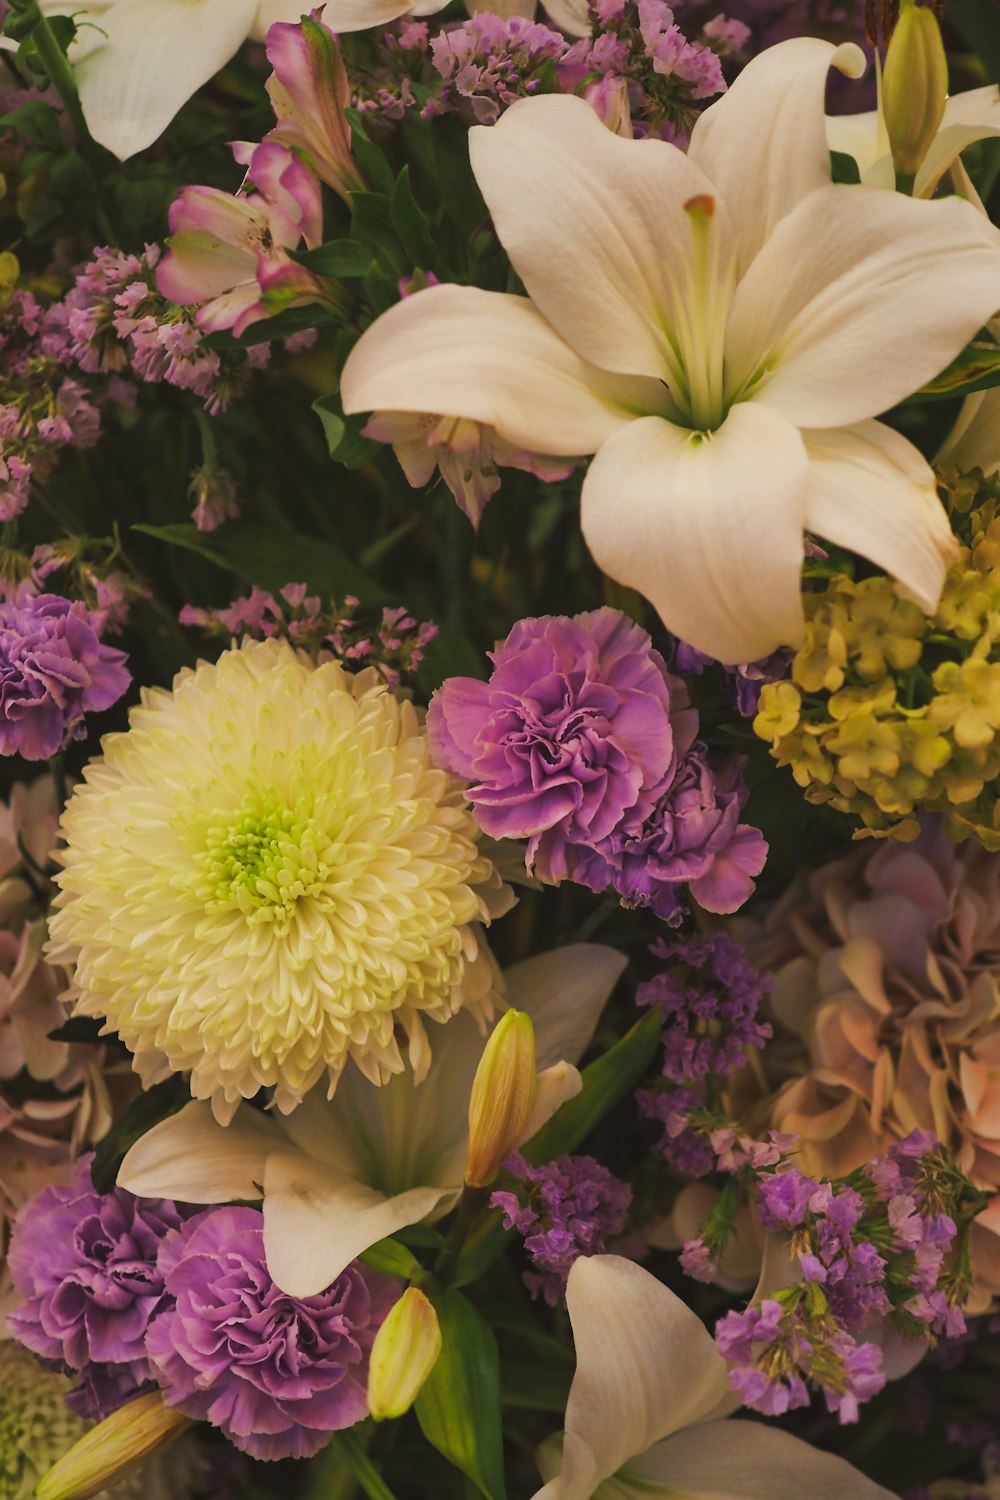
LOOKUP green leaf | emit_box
[133,521,388,604]
[0,100,65,149]
[351,191,403,270]
[295,238,373,279]
[325,1429,400,1500]
[90,1076,192,1193]
[359,1237,421,1279]
[312,393,346,456]
[415,1290,508,1500]
[829,150,861,185]
[202,301,334,349]
[500,1356,573,1412]
[907,341,1000,403]
[345,107,396,196]
[391,166,436,267]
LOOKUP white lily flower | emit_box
[118,945,625,1297]
[37,0,309,159]
[533,1255,897,1500]
[341,38,1000,664]
[317,0,590,37]
[828,81,1000,198]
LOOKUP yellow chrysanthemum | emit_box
[48,639,511,1121]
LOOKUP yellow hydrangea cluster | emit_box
[754,483,1000,846]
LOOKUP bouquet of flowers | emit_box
[0,0,999,1496]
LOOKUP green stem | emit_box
[434,1185,488,1286]
[324,1430,400,1500]
[29,14,88,153]
[193,406,219,470]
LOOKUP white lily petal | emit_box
[341,285,661,456]
[299,0,414,28]
[825,109,892,181]
[613,1419,897,1499]
[505,946,627,1069]
[915,84,1000,198]
[469,93,730,383]
[728,183,1000,429]
[250,0,346,39]
[939,387,1000,477]
[803,420,956,613]
[689,38,866,274]
[536,1256,733,1500]
[581,407,809,664]
[521,1062,582,1143]
[262,1150,451,1296]
[540,0,592,34]
[75,0,259,159]
[117,1099,277,1201]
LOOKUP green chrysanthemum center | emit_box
[198,795,330,924]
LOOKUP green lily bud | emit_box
[465,1008,537,1188]
[34,1392,192,1500]
[368,1288,443,1421]
[882,0,948,182]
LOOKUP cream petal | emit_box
[540,0,590,32]
[802,420,956,613]
[341,285,661,457]
[262,1150,451,1296]
[939,386,1000,478]
[469,92,731,384]
[505,946,627,1069]
[117,1100,277,1201]
[825,109,892,182]
[727,184,1000,428]
[75,0,259,158]
[521,1062,583,1143]
[580,406,809,665]
[300,0,416,28]
[613,1418,897,1499]
[535,1256,733,1500]
[689,38,866,274]
[915,84,1000,198]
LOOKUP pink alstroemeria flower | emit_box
[265,10,365,202]
[157,141,324,337]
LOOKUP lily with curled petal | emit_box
[341,38,1000,665]
[534,1254,897,1500]
[118,945,625,1298]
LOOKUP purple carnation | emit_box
[428,608,678,881]
[0,593,130,759]
[145,1206,399,1461]
[7,1154,184,1419]
[569,746,767,920]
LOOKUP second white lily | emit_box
[118,945,625,1297]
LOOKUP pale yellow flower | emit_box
[49,639,511,1122]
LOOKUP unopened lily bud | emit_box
[466,1008,537,1187]
[34,1392,192,1500]
[368,1288,443,1421]
[882,0,948,180]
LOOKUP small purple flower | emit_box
[7,1154,184,1419]
[638,932,772,1084]
[0,593,130,760]
[428,609,677,880]
[145,1206,399,1461]
[757,1168,820,1230]
[491,1152,631,1305]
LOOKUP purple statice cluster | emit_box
[635,934,773,1176]
[709,1133,980,1424]
[351,20,432,125]
[491,1152,631,1305]
[428,608,767,923]
[0,288,108,522]
[639,932,772,1083]
[429,15,568,124]
[8,1164,400,1459]
[180,583,438,691]
[672,638,793,717]
[560,0,745,139]
[55,246,270,415]
[0,593,130,760]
